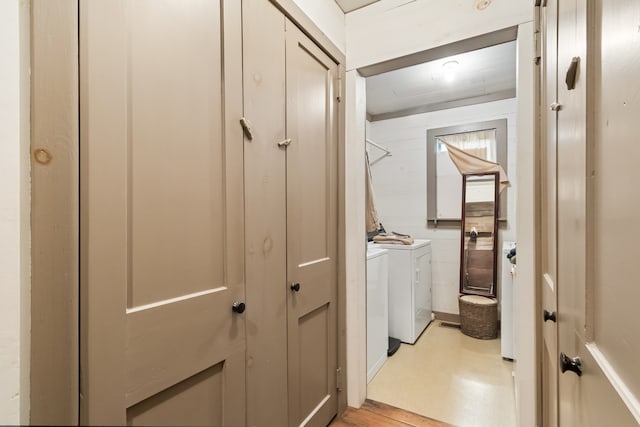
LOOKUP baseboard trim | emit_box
[433,311,460,324]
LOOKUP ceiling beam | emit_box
[358,26,518,77]
[368,88,516,122]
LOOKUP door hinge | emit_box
[336,367,343,391]
[239,117,254,141]
[336,78,342,103]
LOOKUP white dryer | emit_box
[370,239,432,344]
[366,246,389,383]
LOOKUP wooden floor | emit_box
[330,399,454,427]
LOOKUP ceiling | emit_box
[334,0,381,13]
[366,41,517,120]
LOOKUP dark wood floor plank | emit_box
[330,400,455,427]
[330,407,413,426]
[362,399,455,427]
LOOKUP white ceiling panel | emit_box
[334,0,381,13]
[366,41,517,118]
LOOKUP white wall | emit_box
[368,98,517,315]
[345,70,368,408]
[292,0,345,53]
[345,0,532,70]
[0,0,30,424]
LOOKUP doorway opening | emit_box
[362,30,518,427]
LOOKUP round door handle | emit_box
[543,310,557,323]
[231,302,246,314]
[560,352,582,376]
[290,282,301,292]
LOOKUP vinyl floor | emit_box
[365,320,516,427]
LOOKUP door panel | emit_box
[586,0,640,423]
[126,363,224,426]
[557,333,638,426]
[286,20,339,427]
[593,0,640,401]
[242,0,289,425]
[80,1,245,425]
[126,0,224,306]
[542,276,558,427]
[540,0,559,425]
[555,0,588,424]
[548,0,640,424]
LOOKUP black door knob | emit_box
[290,282,301,292]
[560,352,582,376]
[231,302,246,314]
[543,310,557,322]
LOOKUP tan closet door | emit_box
[242,0,289,425]
[540,0,559,425]
[79,1,245,425]
[285,20,340,427]
[553,0,639,425]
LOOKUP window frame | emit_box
[426,118,508,222]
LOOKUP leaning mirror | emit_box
[459,172,499,298]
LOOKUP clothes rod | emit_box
[366,139,392,165]
[366,138,391,156]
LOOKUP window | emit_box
[426,119,507,221]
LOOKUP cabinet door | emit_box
[285,19,340,427]
[80,1,245,425]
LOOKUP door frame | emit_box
[29,0,347,423]
[345,23,539,426]
[30,1,79,424]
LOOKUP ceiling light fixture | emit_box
[442,60,459,83]
[475,0,492,11]
[443,60,459,70]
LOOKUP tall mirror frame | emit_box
[459,171,499,298]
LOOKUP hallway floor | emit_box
[367,320,516,427]
[331,399,453,426]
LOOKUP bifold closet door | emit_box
[285,21,339,427]
[243,1,340,425]
[80,1,245,425]
[540,0,559,425]
[243,0,288,425]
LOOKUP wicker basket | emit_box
[458,295,498,339]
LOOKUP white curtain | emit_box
[437,129,497,162]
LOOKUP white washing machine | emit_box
[370,239,432,344]
[366,245,389,383]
